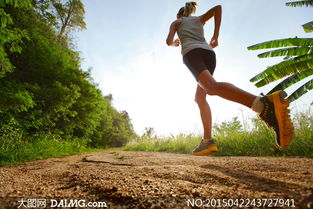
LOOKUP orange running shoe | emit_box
[192,139,218,156]
[259,90,294,149]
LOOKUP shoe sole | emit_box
[192,144,218,156]
[267,90,294,149]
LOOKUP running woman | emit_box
[166,2,294,155]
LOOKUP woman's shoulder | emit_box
[172,18,183,29]
[175,18,184,24]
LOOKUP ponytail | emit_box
[183,1,198,17]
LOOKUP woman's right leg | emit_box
[197,69,294,149]
[198,70,257,109]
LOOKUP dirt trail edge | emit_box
[0,149,312,209]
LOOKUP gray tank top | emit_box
[177,16,213,56]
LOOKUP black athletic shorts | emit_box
[183,48,216,81]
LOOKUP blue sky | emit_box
[77,0,312,136]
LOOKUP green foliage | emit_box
[213,117,243,138]
[91,108,135,148]
[33,0,86,40]
[268,70,313,94]
[0,131,101,166]
[0,0,32,8]
[125,111,313,157]
[0,0,136,162]
[0,0,31,77]
[0,80,36,112]
[288,79,313,101]
[248,1,313,102]
[51,0,86,39]
[285,0,313,7]
[302,21,313,33]
[248,39,313,85]
[248,38,313,51]
[124,133,199,154]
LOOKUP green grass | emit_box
[124,110,313,157]
[1,110,312,166]
[0,134,105,166]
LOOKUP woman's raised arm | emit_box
[199,5,222,47]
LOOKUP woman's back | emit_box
[177,16,212,56]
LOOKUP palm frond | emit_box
[267,69,313,94]
[250,54,313,82]
[248,38,313,50]
[250,1,313,103]
[286,0,313,7]
[257,46,313,58]
[302,21,313,33]
[288,79,313,102]
[254,61,313,87]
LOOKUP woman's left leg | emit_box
[193,84,218,156]
[195,84,212,139]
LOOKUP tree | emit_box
[33,0,86,41]
[0,0,31,77]
[247,0,313,102]
[0,2,135,148]
[51,0,86,39]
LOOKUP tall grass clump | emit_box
[124,133,201,154]
[286,109,313,156]
[0,120,102,166]
[124,109,313,157]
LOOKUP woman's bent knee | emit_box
[200,82,218,96]
[206,88,217,96]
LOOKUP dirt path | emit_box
[0,149,312,209]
